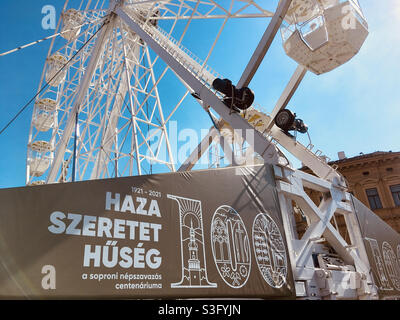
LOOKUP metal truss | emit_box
[274,165,378,299]
[123,0,275,21]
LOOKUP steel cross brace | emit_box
[275,166,377,297]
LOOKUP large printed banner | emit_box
[351,196,400,299]
[0,165,294,299]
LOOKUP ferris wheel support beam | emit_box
[270,126,346,186]
[237,0,293,89]
[90,76,129,180]
[46,15,115,183]
[217,134,241,167]
[116,7,281,166]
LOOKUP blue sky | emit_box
[0,0,399,188]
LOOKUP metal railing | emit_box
[125,10,223,90]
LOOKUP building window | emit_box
[390,184,400,207]
[366,188,383,210]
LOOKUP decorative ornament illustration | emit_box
[382,241,400,291]
[252,213,287,288]
[211,205,251,288]
[365,238,392,290]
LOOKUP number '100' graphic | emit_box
[167,195,288,289]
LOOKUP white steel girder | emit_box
[274,165,378,299]
[237,0,294,89]
[179,125,219,172]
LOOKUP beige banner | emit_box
[0,165,295,299]
[351,196,400,299]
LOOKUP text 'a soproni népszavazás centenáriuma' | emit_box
[47,192,163,270]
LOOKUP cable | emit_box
[0,17,102,57]
[0,18,109,138]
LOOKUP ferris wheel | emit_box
[25,0,369,186]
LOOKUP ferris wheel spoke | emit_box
[76,22,135,180]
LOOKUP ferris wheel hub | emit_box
[282,0,369,75]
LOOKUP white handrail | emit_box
[125,10,223,88]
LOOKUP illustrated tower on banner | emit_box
[167,195,217,288]
[188,220,201,285]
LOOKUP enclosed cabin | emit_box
[281,0,368,74]
[27,140,54,177]
[45,53,68,87]
[32,98,57,132]
[61,9,84,42]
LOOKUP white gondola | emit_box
[61,9,85,42]
[28,141,53,177]
[32,98,57,132]
[45,54,68,87]
[281,0,369,74]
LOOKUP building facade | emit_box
[300,151,400,235]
